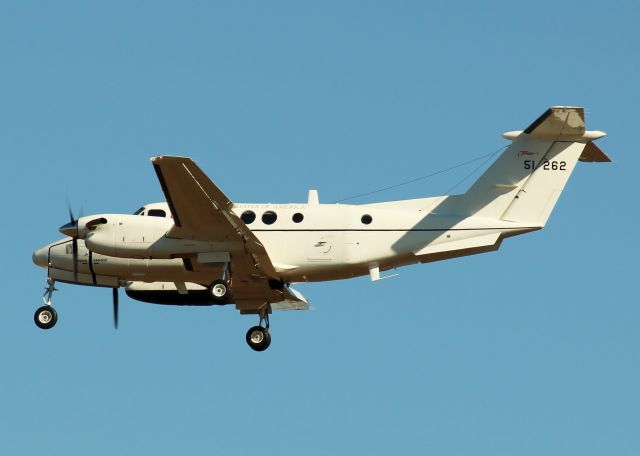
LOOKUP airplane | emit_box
[32,106,610,351]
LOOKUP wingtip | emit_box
[150,155,192,163]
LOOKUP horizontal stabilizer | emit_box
[523,106,585,138]
[579,141,611,162]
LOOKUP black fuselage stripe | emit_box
[88,250,97,285]
[249,227,537,232]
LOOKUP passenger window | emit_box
[361,214,373,225]
[292,213,304,223]
[262,211,277,225]
[147,209,166,217]
[241,210,256,224]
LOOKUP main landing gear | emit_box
[209,279,231,304]
[246,309,271,352]
[35,277,58,330]
[209,268,273,351]
[209,264,232,304]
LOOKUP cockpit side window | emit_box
[147,209,166,218]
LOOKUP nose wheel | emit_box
[34,305,58,329]
[246,308,271,351]
[35,277,58,330]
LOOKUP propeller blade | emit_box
[113,288,119,329]
[64,199,81,283]
[66,198,76,224]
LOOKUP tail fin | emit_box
[457,106,610,226]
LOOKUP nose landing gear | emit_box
[35,277,58,330]
[34,305,57,329]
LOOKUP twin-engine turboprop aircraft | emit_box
[32,107,610,351]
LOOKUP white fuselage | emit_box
[29,108,610,346]
[232,199,530,281]
[35,198,534,287]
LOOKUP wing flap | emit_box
[234,285,309,313]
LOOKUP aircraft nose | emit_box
[32,246,49,268]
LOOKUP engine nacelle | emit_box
[82,214,237,259]
[125,281,221,305]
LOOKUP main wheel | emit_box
[246,326,271,351]
[209,279,230,304]
[34,305,58,330]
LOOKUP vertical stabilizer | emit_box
[454,107,610,226]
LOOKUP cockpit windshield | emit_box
[133,207,145,215]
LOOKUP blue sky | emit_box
[1,1,638,454]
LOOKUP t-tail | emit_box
[457,106,611,227]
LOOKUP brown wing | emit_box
[151,156,277,278]
[151,156,305,313]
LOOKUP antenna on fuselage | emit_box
[307,189,319,205]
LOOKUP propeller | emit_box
[60,202,119,329]
[60,203,80,282]
[113,287,119,329]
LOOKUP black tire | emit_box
[209,279,230,304]
[34,306,58,330]
[246,326,271,352]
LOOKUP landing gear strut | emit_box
[35,278,58,330]
[246,308,271,351]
